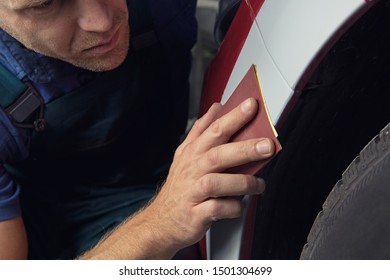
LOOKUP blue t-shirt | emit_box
[0,0,197,221]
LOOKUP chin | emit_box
[83,58,126,72]
[71,49,129,72]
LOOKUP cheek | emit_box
[0,8,77,59]
[25,27,74,58]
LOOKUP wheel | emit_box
[301,123,390,259]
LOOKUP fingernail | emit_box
[256,139,272,155]
[256,178,266,193]
[240,98,254,113]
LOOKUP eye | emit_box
[29,0,54,10]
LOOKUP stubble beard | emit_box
[69,25,130,72]
[66,13,131,72]
[16,9,131,72]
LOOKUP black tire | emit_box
[301,123,390,259]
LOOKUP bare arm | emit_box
[0,216,28,259]
[79,98,275,259]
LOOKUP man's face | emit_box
[0,0,129,71]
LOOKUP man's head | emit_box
[0,0,129,71]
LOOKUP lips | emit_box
[83,28,120,55]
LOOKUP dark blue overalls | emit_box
[0,0,197,259]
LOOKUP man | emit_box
[0,0,275,259]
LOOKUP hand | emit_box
[79,97,276,260]
[146,97,275,255]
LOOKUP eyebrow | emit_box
[7,0,47,10]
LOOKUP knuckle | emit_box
[209,119,225,138]
[239,175,265,194]
[238,140,260,161]
[174,143,186,158]
[247,141,258,158]
[181,142,195,156]
[192,118,203,131]
[198,175,217,197]
[208,200,223,221]
[208,200,242,221]
[229,200,244,217]
[204,149,221,169]
[174,142,193,162]
[238,175,254,190]
[233,141,250,158]
[229,203,243,218]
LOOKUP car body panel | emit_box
[257,0,364,90]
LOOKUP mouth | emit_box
[83,28,121,55]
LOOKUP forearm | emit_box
[0,216,28,260]
[78,204,178,260]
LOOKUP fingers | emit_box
[193,198,243,225]
[193,173,266,201]
[197,138,275,173]
[184,103,222,144]
[194,98,258,153]
[175,103,222,158]
[192,173,265,226]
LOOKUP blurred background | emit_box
[189,0,220,119]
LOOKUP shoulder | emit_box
[0,108,27,221]
[0,108,30,164]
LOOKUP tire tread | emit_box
[300,122,390,259]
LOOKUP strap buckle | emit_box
[5,82,47,132]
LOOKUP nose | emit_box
[77,0,113,33]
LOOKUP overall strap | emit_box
[128,0,158,51]
[0,64,46,131]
